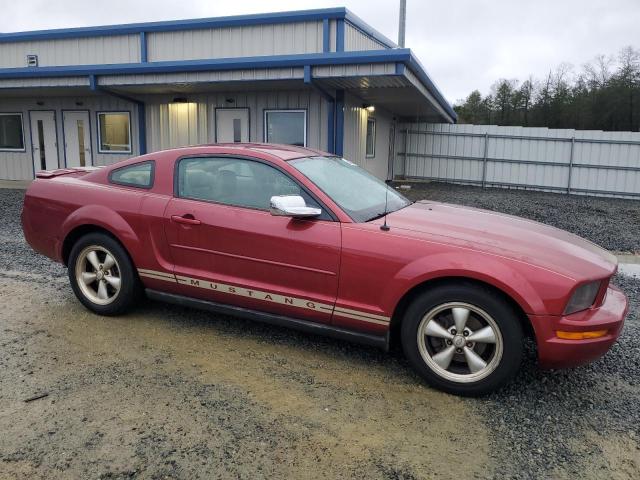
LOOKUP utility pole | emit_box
[398,0,407,47]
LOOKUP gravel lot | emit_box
[1,185,639,479]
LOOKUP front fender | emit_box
[59,204,142,262]
[382,251,571,317]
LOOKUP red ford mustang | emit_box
[21,144,628,395]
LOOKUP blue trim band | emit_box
[0,8,397,50]
[140,32,148,63]
[0,50,413,78]
[0,8,350,43]
[322,18,330,53]
[336,19,345,52]
[335,90,345,156]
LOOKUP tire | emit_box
[401,282,523,396]
[68,232,139,316]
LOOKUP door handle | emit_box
[171,214,201,225]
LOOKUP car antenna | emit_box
[380,179,391,231]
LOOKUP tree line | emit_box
[454,46,640,132]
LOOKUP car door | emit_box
[163,155,341,324]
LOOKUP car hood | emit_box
[383,201,617,280]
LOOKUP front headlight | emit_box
[564,281,601,315]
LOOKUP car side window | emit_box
[177,156,321,212]
[109,161,154,188]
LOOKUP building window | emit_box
[97,112,131,153]
[365,118,376,158]
[264,110,307,147]
[109,161,154,188]
[0,113,25,151]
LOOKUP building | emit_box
[0,7,455,183]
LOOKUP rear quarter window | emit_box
[109,161,154,189]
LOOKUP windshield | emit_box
[290,156,410,222]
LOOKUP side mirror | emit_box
[270,195,321,218]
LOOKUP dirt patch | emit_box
[1,277,490,479]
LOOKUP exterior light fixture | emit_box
[363,104,375,113]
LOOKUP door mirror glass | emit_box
[270,195,321,218]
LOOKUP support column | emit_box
[335,90,345,157]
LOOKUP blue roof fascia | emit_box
[0,47,456,122]
[0,8,350,43]
[0,50,413,79]
[406,52,457,121]
[343,10,397,49]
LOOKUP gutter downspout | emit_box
[303,65,336,154]
[89,74,147,155]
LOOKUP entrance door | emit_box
[164,155,340,324]
[215,108,249,143]
[63,111,92,168]
[29,111,59,172]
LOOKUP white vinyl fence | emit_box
[393,123,640,199]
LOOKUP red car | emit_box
[21,144,628,395]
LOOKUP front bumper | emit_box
[529,285,629,369]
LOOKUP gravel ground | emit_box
[1,185,639,479]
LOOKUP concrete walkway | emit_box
[0,180,30,190]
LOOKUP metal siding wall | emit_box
[0,35,140,68]
[328,20,337,52]
[147,22,324,62]
[313,63,396,78]
[0,77,89,88]
[342,92,392,179]
[396,123,640,199]
[143,89,328,153]
[100,67,304,86]
[344,22,387,51]
[0,95,139,180]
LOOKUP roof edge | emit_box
[343,9,397,49]
[0,8,350,43]
[406,52,457,122]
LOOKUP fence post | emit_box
[481,132,489,188]
[567,136,575,194]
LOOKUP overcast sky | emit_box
[2,1,639,104]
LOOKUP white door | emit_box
[63,111,92,168]
[215,108,249,143]
[30,111,59,172]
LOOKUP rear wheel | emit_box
[68,232,139,315]
[401,283,523,396]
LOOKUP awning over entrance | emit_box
[0,50,456,123]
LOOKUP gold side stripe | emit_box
[333,306,390,322]
[138,269,389,325]
[138,268,175,279]
[174,274,335,313]
[139,272,176,282]
[332,311,390,326]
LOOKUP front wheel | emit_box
[68,232,139,316]
[401,283,523,396]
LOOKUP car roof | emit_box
[199,143,332,160]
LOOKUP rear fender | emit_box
[60,205,141,262]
